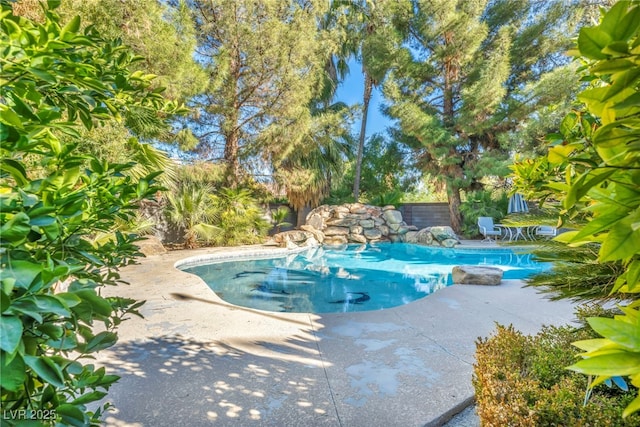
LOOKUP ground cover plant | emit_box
[0,3,181,424]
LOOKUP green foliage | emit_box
[0,4,179,424]
[270,206,292,234]
[186,0,338,182]
[512,1,640,417]
[274,101,353,210]
[165,181,218,248]
[164,175,270,247]
[458,190,508,237]
[60,0,206,104]
[474,322,639,426]
[527,242,629,303]
[208,188,271,246]
[329,134,417,204]
[331,0,412,201]
[367,190,403,208]
[384,0,584,233]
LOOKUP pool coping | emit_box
[94,242,577,427]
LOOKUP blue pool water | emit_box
[180,243,550,313]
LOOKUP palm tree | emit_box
[165,182,218,248]
[333,0,411,202]
[275,100,353,226]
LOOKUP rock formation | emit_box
[271,203,460,249]
[451,265,503,286]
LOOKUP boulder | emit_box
[306,213,323,230]
[383,209,403,224]
[452,265,503,286]
[135,236,167,255]
[324,235,348,245]
[304,203,408,245]
[364,228,383,240]
[404,231,418,243]
[324,226,350,236]
[348,233,368,244]
[414,229,434,245]
[388,222,402,232]
[359,219,375,228]
[429,226,458,242]
[326,217,357,227]
[300,224,325,243]
[350,225,364,235]
[304,236,320,247]
[396,226,411,235]
[441,238,459,248]
[274,230,313,244]
[349,204,368,214]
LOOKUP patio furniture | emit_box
[477,217,505,242]
[535,225,557,238]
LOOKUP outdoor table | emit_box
[501,224,537,241]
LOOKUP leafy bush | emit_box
[165,181,218,248]
[208,187,270,246]
[367,190,403,208]
[164,165,271,247]
[1,5,180,425]
[269,205,292,234]
[474,320,639,426]
[511,2,640,416]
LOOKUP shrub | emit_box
[208,187,271,246]
[0,5,181,425]
[473,320,639,426]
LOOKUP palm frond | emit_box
[525,242,629,303]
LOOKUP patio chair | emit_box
[477,217,503,242]
[535,225,557,239]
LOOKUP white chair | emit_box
[535,225,557,239]
[478,217,503,242]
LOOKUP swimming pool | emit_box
[179,243,550,313]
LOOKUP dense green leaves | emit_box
[1,3,173,425]
[186,0,337,183]
[385,0,582,233]
[512,1,640,419]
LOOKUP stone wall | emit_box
[303,203,414,245]
[272,203,460,249]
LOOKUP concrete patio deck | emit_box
[94,243,576,426]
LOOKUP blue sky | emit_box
[335,61,393,139]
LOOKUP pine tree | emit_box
[384,0,584,233]
[185,0,334,184]
[60,0,206,104]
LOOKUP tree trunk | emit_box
[296,205,310,229]
[224,128,240,187]
[353,73,373,203]
[442,30,462,233]
[446,180,463,235]
[224,32,241,187]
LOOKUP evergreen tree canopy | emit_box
[184,0,337,184]
[384,0,584,232]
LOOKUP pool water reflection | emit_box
[180,243,550,313]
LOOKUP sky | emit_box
[335,60,393,139]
